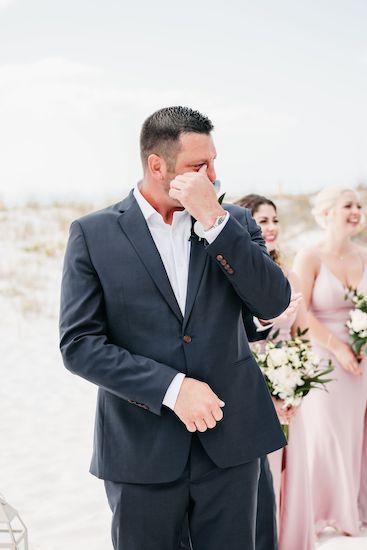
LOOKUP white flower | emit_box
[267,347,288,368]
[348,309,367,333]
[267,364,303,397]
[287,348,301,367]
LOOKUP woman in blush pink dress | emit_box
[293,186,367,537]
[238,194,315,550]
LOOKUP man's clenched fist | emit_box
[174,377,225,432]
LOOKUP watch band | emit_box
[207,213,227,231]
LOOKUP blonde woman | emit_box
[293,186,367,536]
[237,194,314,550]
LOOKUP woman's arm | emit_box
[293,248,361,375]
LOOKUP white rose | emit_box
[267,347,288,368]
[268,365,303,398]
[349,309,367,333]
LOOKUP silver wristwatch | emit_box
[208,213,227,231]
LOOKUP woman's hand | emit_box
[333,340,363,375]
[272,397,299,424]
[259,292,303,325]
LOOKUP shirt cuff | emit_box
[162,372,186,410]
[253,316,274,332]
[203,212,230,244]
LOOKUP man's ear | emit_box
[147,154,167,180]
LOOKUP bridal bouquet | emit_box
[346,288,367,356]
[253,329,333,439]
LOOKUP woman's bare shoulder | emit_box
[293,245,322,269]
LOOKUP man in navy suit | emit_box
[59,106,291,549]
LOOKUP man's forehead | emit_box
[178,132,216,158]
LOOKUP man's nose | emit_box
[207,164,217,183]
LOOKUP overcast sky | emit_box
[0,0,366,204]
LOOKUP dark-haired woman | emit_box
[237,194,314,550]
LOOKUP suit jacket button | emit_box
[183,335,192,344]
[216,254,223,261]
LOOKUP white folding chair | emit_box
[0,495,28,550]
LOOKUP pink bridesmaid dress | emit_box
[259,282,316,550]
[302,262,367,535]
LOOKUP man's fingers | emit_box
[169,178,185,190]
[186,421,197,433]
[168,188,180,200]
[205,415,217,429]
[199,164,207,173]
[174,378,225,432]
[194,419,208,432]
[212,405,224,422]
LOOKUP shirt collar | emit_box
[133,183,190,224]
[133,184,158,222]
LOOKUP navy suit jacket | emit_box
[59,191,291,484]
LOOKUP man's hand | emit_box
[174,377,225,432]
[169,165,225,230]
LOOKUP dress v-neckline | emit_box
[320,262,367,291]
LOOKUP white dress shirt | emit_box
[133,185,229,410]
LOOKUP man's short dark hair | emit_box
[140,106,214,170]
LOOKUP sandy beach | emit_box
[1,203,366,549]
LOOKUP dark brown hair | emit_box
[235,194,281,265]
[140,106,214,170]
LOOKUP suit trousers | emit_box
[255,456,278,550]
[104,434,260,550]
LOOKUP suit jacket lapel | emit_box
[117,192,183,323]
[183,232,208,329]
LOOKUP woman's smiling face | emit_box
[252,203,279,253]
[326,190,363,237]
